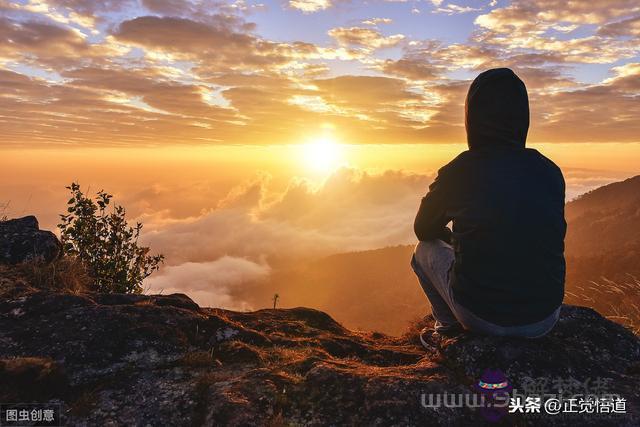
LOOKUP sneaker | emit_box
[419,325,464,350]
[419,327,440,350]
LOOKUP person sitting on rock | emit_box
[411,68,566,344]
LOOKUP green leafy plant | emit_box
[58,182,164,294]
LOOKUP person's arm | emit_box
[414,170,452,243]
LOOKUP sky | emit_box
[0,0,639,145]
[1,1,640,317]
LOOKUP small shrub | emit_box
[58,182,164,294]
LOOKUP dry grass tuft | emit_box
[15,256,92,293]
[180,350,219,368]
[566,276,640,335]
[0,357,68,401]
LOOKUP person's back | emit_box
[412,68,566,338]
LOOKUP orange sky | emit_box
[2,142,639,230]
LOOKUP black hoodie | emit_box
[414,68,566,326]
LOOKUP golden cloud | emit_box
[328,26,405,50]
[0,0,638,146]
[474,0,640,63]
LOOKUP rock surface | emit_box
[0,267,638,426]
[0,216,61,264]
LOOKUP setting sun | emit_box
[2,0,640,424]
[301,135,345,173]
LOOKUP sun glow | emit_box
[301,135,344,173]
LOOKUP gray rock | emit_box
[0,216,61,264]
[0,270,638,426]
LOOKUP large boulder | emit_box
[0,216,61,264]
[0,272,638,426]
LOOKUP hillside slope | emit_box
[565,174,640,254]
[564,174,640,285]
[1,270,638,426]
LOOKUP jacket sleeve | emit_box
[414,169,453,242]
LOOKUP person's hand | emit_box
[439,226,452,244]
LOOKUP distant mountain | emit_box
[565,174,640,256]
[565,175,640,285]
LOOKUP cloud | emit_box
[432,3,481,15]
[112,16,266,69]
[0,0,639,146]
[0,66,246,146]
[109,165,427,312]
[473,0,640,64]
[143,167,431,265]
[0,17,89,66]
[603,62,640,90]
[145,256,270,310]
[63,66,239,119]
[312,75,419,109]
[328,26,405,50]
[597,15,640,37]
[288,0,333,13]
[378,58,441,81]
[6,0,128,32]
[476,0,639,29]
[361,18,392,26]
[290,75,439,131]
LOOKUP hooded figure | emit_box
[413,68,566,328]
[465,68,529,149]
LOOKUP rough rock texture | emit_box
[0,269,638,426]
[0,216,61,264]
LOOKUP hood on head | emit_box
[465,68,529,149]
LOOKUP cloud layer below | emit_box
[139,164,632,308]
